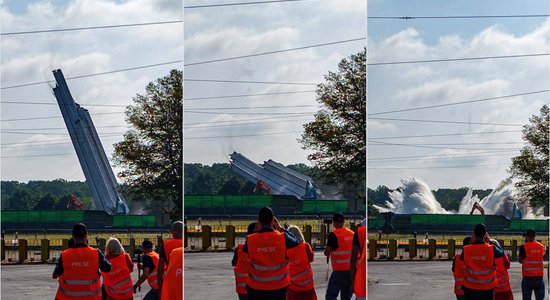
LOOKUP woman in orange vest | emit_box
[157,221,183,294]
[519,229,545,300]
[452,237,470,300]
[286,225,317,300]
[161,247,183,300]
[354,240,366,300]
[232,222,256,300]
[101,238,134,300]
[494,252,513,300]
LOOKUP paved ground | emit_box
[368,260,549,300]
[1,263,151,300]
[185,250,334,300]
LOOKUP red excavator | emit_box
[469,202,485,215]
[67,195,83,210]
[253,179,271,195]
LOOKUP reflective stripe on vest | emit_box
[235,272,248,278]
[295,276,313,286]
[249,270,290,282]
[110,278,132,289]
[453,254,465,296]
[64,278,99,285]
[58,286,101,297]
[466,267,496,275]
[251,262,287,271]
[465,276,497,285]
[287,242,314,292]
[291,268,311,281]
[330,227,354,271]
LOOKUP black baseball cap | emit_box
[333,213,345,222]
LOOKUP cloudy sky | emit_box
[184,0,366,166]
[1,0,183,182]
[367,0,549,189]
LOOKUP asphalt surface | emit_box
[368,260,549,300]
[184,250,332,300]
[1,263,151,300]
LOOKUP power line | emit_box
[1,60,182,90]
[369,14,549,20]
[185,90,316,101]
[185,37,365,66]
[2,131,127,135]
[185,130,302,140]
[186,104,320,110]
[369,141,523,146]
[369,130,522,140]
[185,78,317,86]
[1,20,183,36]
[184,114,309,126]
[368,53,549,66]
[369,140,520,151]
[369,117,524,127]
[2,125,128,131]
[185,110,316,115]
[1,112,124,122]
[186,117,312,129]
[368,90,550,116]
[368,163,509,170]
[1,101,129,107]
[185,0,312,9]
[368,150,518,162]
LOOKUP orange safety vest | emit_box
[163,239,183,265]
[287,242,315,292]
[357,226,366,254]
[55,247,101,300]
[161,247,183,300]
[330,227,354,271]
[522,241,545,277]
[247,231,290,290]
[102,253,133,299]
[453,254,465,295]
[462,243,497,290]
[145,251,160,290]
[495,255,511,292]
[354,243,366,300]
[234,244,251,295]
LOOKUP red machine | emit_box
[253,180,271,195]
[469,202,485,215]
[67,195,83,210]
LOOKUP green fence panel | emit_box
[367,218,385,229]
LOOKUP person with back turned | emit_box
[460,223,504,300]
[133,240,160,300]
[452,237,471,300]
[160,246,183,300]
[243,206,300,300]
[324,213,355,300]
[231,222,256,300]
[351,219,366,300]
[519,229,545,300]
[53,223,112,300]
[286,225,317,300]
[157,220,183,299]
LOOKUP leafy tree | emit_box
[113,70,183,217]
[217,177,243,195]
[300,50,366,184]
[34,193,56,210]
[509,105,549,212]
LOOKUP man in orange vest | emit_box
[460,223,504,300]
[452,237,471,300]
[231,222,256,300]
[519,229,545,300]
[53,223,112,300]
[133,240,160,300]
[243,206,301,300]
[157,220,183,298]
[325,213,355,300]
[160,246,183,300]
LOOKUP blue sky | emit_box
[1,0,183,181]
[367,0,549,189]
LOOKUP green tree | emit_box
[509,105,549,212]
[300,50,366,184]
[217,177,242,195]
[34,193,57,210]
[113,70,183,216]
